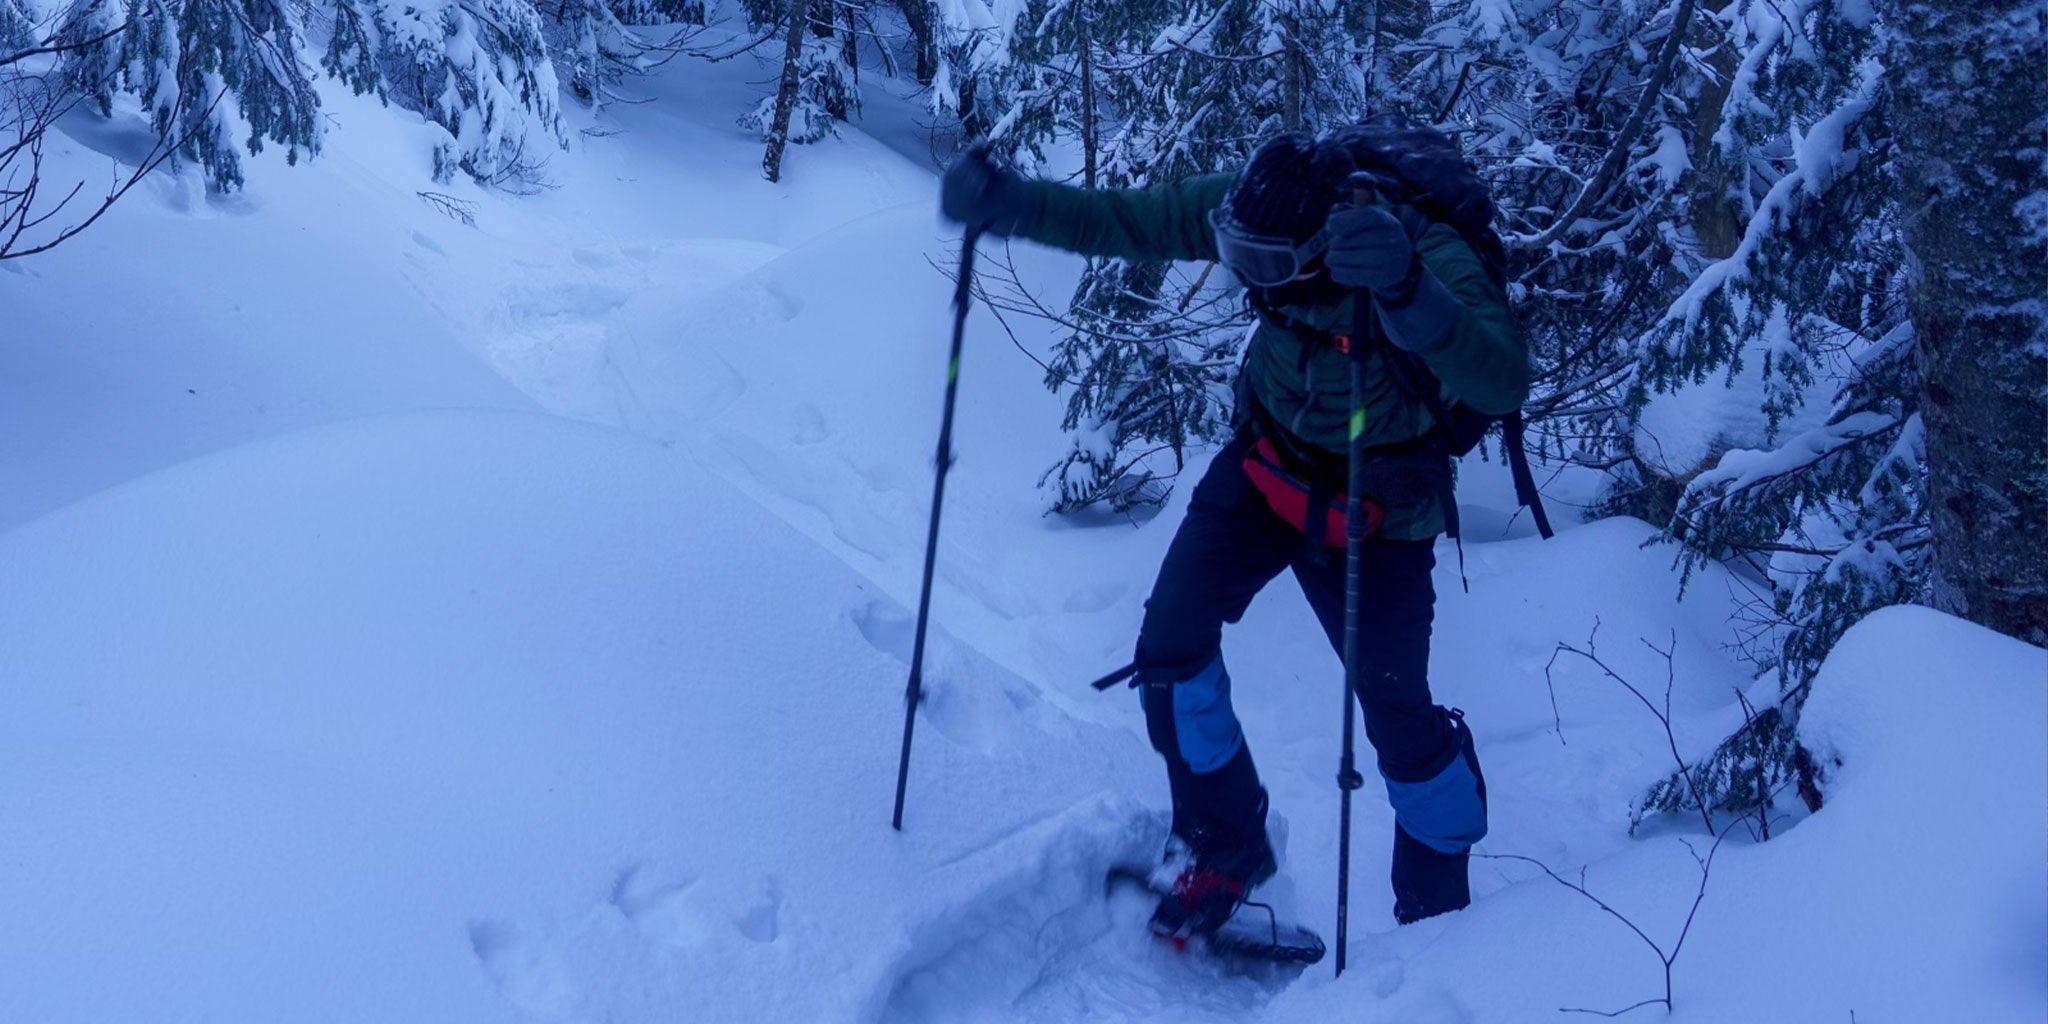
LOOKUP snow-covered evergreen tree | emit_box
[1410,0,1705,479]
[51,0,322,190]
[742,0,859,151]
[924,0,1020,142]
[1613,2,1916,824]
[323,0,567,185]
[2,0,35,52]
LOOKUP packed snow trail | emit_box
[0,411,1188,1024]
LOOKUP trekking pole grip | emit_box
[1348,171,1385,209]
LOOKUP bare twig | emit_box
[416,190,478,227]
[1731,687,1768,841]
[1549,621,1716,834]
[2,73,226,260]
[1479,816,1731,1015]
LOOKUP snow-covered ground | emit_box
[3,42,2042,1024]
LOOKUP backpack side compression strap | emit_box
[1500,412,1556,540]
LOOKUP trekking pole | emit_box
[1333,288,1370,976]
[892,227,982,831]
[1333,173,1384,976]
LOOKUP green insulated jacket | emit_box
[1015,174,1531,540]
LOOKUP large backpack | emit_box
[1324,114,1554,541]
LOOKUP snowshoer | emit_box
[939,121,1528,938]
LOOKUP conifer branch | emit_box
[1506,0,1699,251]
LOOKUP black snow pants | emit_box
[1133,432,1488,924]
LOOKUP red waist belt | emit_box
[1240,435,1384,547]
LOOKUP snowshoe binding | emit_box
[1106,831,1324,966]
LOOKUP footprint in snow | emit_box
[1374,987,1473,1023]
[1347,946,1407,999]
[851,600,916,665]
[612,864,716,947]
[792,403,830,446]
[852,457,915,496]
[733,877,783,943]
[850,599,1052,753]
[570,246,620,269]
[613,864,785,948]
[469,920,579,1019]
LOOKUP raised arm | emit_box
[939,147,1229,263]
[1011,175,1231,263]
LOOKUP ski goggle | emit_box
[1207,208,1330,288]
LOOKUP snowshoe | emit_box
[1106,862,1326,966]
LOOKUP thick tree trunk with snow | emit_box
[1886,0,2048,645]
[761,0,811,182]
[1686,0,1743,261]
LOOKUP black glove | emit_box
[1326,203,1458,353]
[940,144,1029,237]
[1324,203,1415,291]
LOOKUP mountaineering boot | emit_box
[1149,793,1279,940]
[1389,709,1487,924]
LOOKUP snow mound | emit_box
[1774,606,2048,1021]
[1257,606,2046,1023]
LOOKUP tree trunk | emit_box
[821,0,851,121]
[958,74,985,139]
[1686,0,1743,261]
[842,0,859,88]
[1278,12,1303,132]
[1079,37,1098,189]
[894,0,935,86]
[1886,0,2048,645]
[762,0,812,182]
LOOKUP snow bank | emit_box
[1769,606,2048,1021]
[1259,606,2045,1023]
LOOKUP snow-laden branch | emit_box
[1651,57,1882,344]
[1681,409,1902,508]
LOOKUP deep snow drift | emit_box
[2,38,2042,1024]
